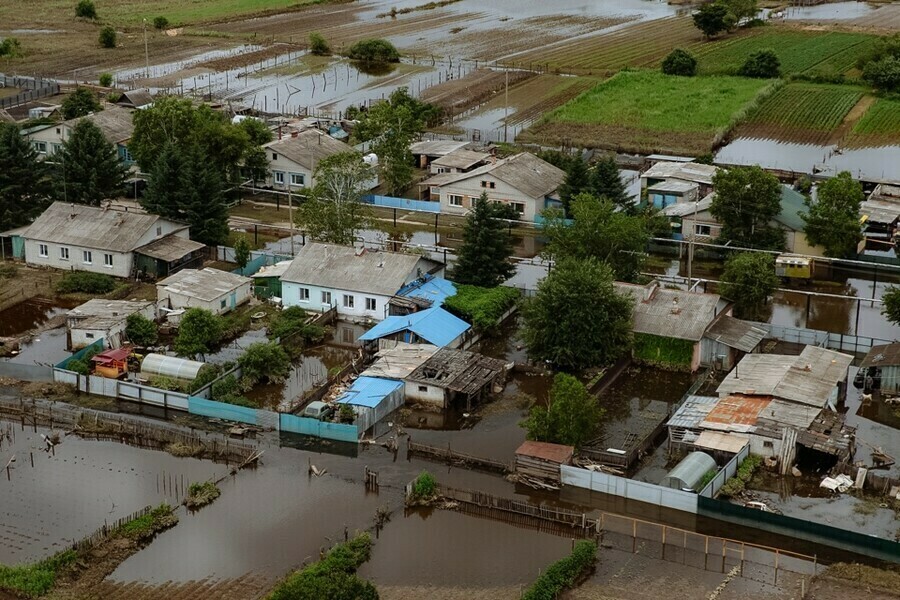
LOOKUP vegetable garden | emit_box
[847,97,900,147]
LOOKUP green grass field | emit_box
[853,98,900,136]
[56,0,327,26]
[746,83,863,131]
[695,30,875,76]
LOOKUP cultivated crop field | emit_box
[522,70,771,155]
[695,29,875,76]
[847,98,900,147]
[737,83,864,144]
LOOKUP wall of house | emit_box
[133,222,188,248]
[25,126,65,156]
[281,282,390,321]
[25,239,133,278]
[266,154,313,190]
[435,174,540,221]
[404,380,447,408]
[748,433,781,458]
[681,213,722,241]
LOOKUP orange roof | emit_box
[703,395,771,428]
[515,440,574,464]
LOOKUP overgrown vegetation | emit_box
[211,373,255,407]
[522,373,602,449]
[98,72,113,87]
[444,284,519,332]
[184,481,221,509]
[521,540,597,600]
[62,87,103,120]
[698,468,718,491]
[116,503,178,541]
[99,26,117,49]
[237,341,291,389]
[309,32,331,56]
[269,306,325,341]
[75,0,97,19]
[174,308,222,358]
[153,16,169,29]
[718,454,763,498]
[347,38,400,63]
[409,471,437,503]
[125,313,158,347]
[0,550,77,598]
[0,37,23,58]
[719,252,779,320]
[662,48,697,76]
[739,49,781,78]
[633,333,694,369]
[56,271,117,294]
[267,533,377,600]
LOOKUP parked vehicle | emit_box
[303,401,334,421]
[775,254,812,280]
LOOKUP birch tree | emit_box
[296,152,374,246]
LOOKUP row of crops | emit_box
[746,83,863,131]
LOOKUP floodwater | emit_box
[2,327,70,367]
[779,1,878,21]
[0,296,77,337]
[715,138,900,183]
[0,422,226,564]
[844,366,900,478]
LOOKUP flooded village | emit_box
[2,0,900,598]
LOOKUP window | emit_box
[480,180,495,189]
[343,294,354,309]
[82,250,92,264]
[321,291,332,305]
[156,226,162,236]
[85,332,95,339]
[290,173,305,186]
[448,194,463,207]
[56,128,61,135]
[437,167,449,174]
[510,202,525,215]
[275,172,284,184]
[763,440,774,449]
[59,247,69,260]
[34,141,47,153]
[104,253,113,267]
[365,297,376,311]
[220,299,227,309]
[38,244,48,258]
[299,287,310,302]
[694,224,712,237]
[51,143,62,154]
[272,152,278,161]
[341,327,353,344]
[418,385,428,393]
[430,187,440,196]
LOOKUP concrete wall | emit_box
[561,465,700,514]
[434,173,541,221]
[25,240,133,277]
[404,380,446,408]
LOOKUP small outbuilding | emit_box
[140,353,205,381]
[335,376,404,433]
[358,307,470,350]
[134,235,206,279]
[156,268,253,316]
[66,299,156,350]
[404,347,507,410]
[661,451,717,492]
[515,440,574,485]
[91,347,132,379]
[250,260,292,299]
[859,342,900,395]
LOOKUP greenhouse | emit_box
[140,353,206,381]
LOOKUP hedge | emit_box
[443,284,519,332]
[632,333,694,369]
[268,534,378,600]
[56,271,117,294]
[522,540,597,600]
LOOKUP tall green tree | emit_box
[452,192,515,287]
[296,151,374,246]
[522,373,603,448]
[590,155,631,210]
[558,154,590,214]
[125,313,158,346]
[719,252,778,320]
[722,0,758,22]
[710,165,785,250]
[881,286,900,326]
[57,120,126,206]
[130,96,199,171]
[522,258,633,372]
[543,194,648,282]
[238,118,273,146]
[802,171,863,258]
[234,236,251,271]
[693,2,733,38]
[60,87,101,120]
[0,123,51,231]
[174,308,222,358]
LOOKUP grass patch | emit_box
[718,454,763,498]
[116,504,178,541]
[268,533,376,600]
[184,481,221,510]
[633,333,694,369]
[848,97,900,147]
[522,540,597,600]
[0,550,77,598]
[443,284,519,332]
[99,0,335,26]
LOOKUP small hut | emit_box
[90,347,132,379]
[859,343,900,395]
[514,440,574,484]
[661,451,717,492]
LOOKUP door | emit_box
[230,292,237,309]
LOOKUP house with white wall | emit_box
[23,202,188,278]
[420,152,565,222]
[156,268,253,316]
[263,128,375,191]
[280,243,443,321]
[23,105,136,164]
[66,299,156,350]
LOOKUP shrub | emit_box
[237,341,291,388]
[661,48,697,76]
[98,72,113,87]
[268,534,376,600]
[147,375,183,391]
[61,87,102,119]
[632,333,694,369]
[65,358,90,375]
[862,56,900,93]
[174,308,222,358]
[309,32,331,56]
[99,26,117,49]
[125,313,158,347]
[211,374,255,407]
[184,481,221,509]
[0,37,23,59]
[153,16,169,29]
[0,549,77,597]
[522,540,597,600]
[443,284,519,332]
[56,271,116,294]
[188,363,223,393]
[75,0,96,19]
[410,471,436,501]
[739,49,780,78]
[269,306,324,342]
[717,454,763,498]
[348,38,400,63]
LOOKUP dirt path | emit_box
[828,95,876,146]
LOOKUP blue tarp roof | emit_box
[397,276,457,307]
[336,376,402,408]
[358,307,470,347]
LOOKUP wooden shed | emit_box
[514,440,574,484]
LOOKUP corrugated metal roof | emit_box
[871,183,900,201]
[67,299,153,330]
[515,440,574,464]
[409,140,469,156]
[358,307,470,347]
[24,202,162,252]
[667,395,718,429]
[861,343,900,368]
[774,185,809,232]
[264,129,351,169]
[281,243,431,297]
[662,195,714,217]
[432,149,490,170]
[642,161,718,185]
[422,152,566,200]
[694,431,749,454]
[702,394,772,432]
[134,235,205,262]
[647,180,698,194]
[361,343,439,380]
[336,376,402,408]
[397,276,456,307]
[68,106,135,144]
[615,282,721,341]
[704,316,766,352]
[157,268,251,302]
[860,199,900,225]
[250,260,293,280]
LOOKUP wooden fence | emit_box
[407,439,512,474]
[69,505,156,554]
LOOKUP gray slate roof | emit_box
[157,268,251,302]
[409,140,469,157]
[662,195,714,217]
[69,106,135,144]
[24,202,161,252]
[67,299,154,330]
[281,243,432,296]
[423,152,566,200]
[861,343,900,368]
[642,161,718,186]
[117,89,154,108]
[704,316,766,352]
[135,235,205,262]
[264,129,351,170]
[432,149,490,170]
[614,282,721,342]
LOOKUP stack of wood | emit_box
[514,440,574,484]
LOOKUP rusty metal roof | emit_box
[701,394,772,432]
[515,440,574,464]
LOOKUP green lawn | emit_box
[695,30,875,76]
[545,71,771,133]
[87,0,329,26]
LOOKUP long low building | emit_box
[156,268,253,316]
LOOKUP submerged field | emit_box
[523,70,772,155]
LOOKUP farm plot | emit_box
[522,70,772,155]
[421,69,536,115]
[736,83,864,144]
[503,16,703,75]
[846,97,900,148]
[695,29,875,77]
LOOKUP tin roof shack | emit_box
[336,376,404,434]
[404,347,507,411]
[646,180,700,210]
[640,161,718,198]
[409,140,470,169]
[66,299,156,350]
[661,451,717,491]
[250,260,292,300]
[389,275,457,316]
[614,281,729,371]
[860,184,900,241]
[116,89,154,109]
[91,346,132,379]
[515,440,574,485]
[429,149,490,174]
[859,342,900,395]
[700,315,766,371]
[359,307,471,351]
[156,268,253,316]
[134,236,206,279]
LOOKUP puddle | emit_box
[0,296,78,337]
[779,2,878,21]
[2,327,70,366]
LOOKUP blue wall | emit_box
[188,396,258,425]
[280,413,358,442]
[362,194,441,213]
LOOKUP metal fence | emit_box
[0,362,53,382]
[747,321,892,355]
[0,74,61,109]
[698,444,750,498]
[53,369,191,411]
[361,194,442,213]
[561,465,700,514]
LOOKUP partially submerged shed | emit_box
[336,376,404,433]
[515,440,574,484]
[66,299,156,350]
[661,451,717,492]
[700,315,766,371]
[404,347,507,410]
[859,342,900,395]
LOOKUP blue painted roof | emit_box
[358,307,470,347]
[397,275,457,307]
[336,376,403,408]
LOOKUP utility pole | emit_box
[143,19,149,80]
[288,185,295,257]
[687,196,698,291]
[503,69,509,143]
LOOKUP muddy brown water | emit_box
[0,296,78,337]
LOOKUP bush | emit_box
[443,284,519,332]
[99,26,117,49]
[268,534,376,600]
[348,38,400,63]
[0,37,23,59]
[125,313,158,347]
[188,363,223,393]
[522,540,597,600]
[862,56,900,93]
[269,306,325,342]
[153,16,169,29]
[718,454,763,498]
[56,271,116,294]
[410,471,436,501]
[661,48,697,76]
[147,375,183,391]
[632,333,694,369]
[184,481,221,509]
[309,32,331,56]
[211,374,255,407]
[75,0,96,19]
[174,308,222,358]
[739,49,780,78]
[237,341,291,388]
[61,87,102,119]
[117,503,177,541]
[99,73,113,87]
[0,550,77,597]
